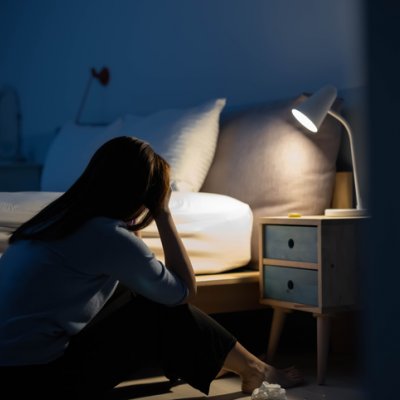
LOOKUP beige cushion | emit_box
[201,94,342,265]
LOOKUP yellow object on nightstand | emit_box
[288,212,302,218]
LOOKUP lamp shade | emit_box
[290,84,367,217]
[292,85,337,132]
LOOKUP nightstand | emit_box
[259,216,367,384]
[0,162,42,191]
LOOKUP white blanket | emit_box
[0,191,253,274]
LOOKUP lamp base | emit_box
[324,208,368,217]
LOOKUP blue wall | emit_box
[0,0,366,162]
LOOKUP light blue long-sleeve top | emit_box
[0,217,188,366]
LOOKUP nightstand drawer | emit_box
[263,225,318,262]
[262,265,318,306]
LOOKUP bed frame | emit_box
[192,172,353,315]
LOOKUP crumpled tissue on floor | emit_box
[251,381,287,400]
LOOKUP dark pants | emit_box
[0,286,237,399]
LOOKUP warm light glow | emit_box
[291,109,318,133]
[283,139,309,170]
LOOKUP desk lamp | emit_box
[292,84,367,217]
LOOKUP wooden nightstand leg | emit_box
[267,307,291,361]
[315,314,331,385]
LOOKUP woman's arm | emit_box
[154,207,197,303]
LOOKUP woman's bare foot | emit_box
[221,342,303,394]
[241,363,303,394]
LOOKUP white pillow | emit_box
[41,98,226,192]
[119,98,226,191]
[40,120,123,191]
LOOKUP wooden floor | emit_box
[108,352,366,400]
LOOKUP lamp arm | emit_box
[75,75,93,125]
[327,110,364,210]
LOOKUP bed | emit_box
[0,190,253,274]
[0,94,350,314]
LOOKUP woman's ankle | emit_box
[223,342,268,380]
[242,358,268,380]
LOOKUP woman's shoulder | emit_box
[78,217,149,257]
[63,216,140,255]
[81,217,141,243]
[81,217,128,235]
[85,216,123,227]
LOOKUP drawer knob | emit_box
[288,238,295,248]
[287,280,294,290]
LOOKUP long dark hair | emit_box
[9,136,170,243]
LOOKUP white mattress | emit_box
[0,191,253,274]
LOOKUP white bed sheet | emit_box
[0,191,253,274]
